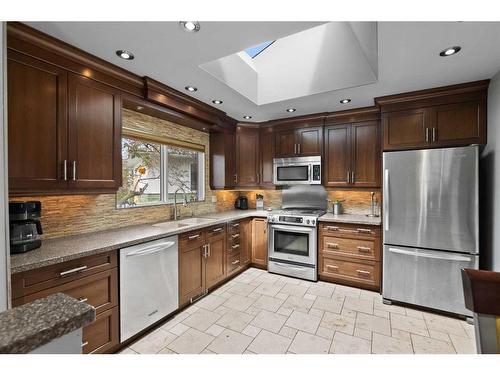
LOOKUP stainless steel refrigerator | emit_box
[382,146,479,316]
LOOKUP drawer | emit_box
[11,251,117,299]
[228,231,241,243]
[12,268,118,315]
[228,220,242,234]
[320,256,380,288]
[227,253,241,274]
[179,229,205,251]
[322,236,378,261]
[227,240,241,255]
[82,306,119,354]
[321,223,380,239]
[206,224,226,240]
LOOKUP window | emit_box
[244,40,275,58]
[116,136,205,208]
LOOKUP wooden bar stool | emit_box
[461,268,500,353]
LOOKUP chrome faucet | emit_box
[173,187,188,220]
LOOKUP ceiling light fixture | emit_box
[212,100,223,104]
[340,98,351,104]
[286,108,296,113]
[439,46,461,57]
[116,50,134,60]
[243,115,252,120]
[180,21,201,33]
[185,86,197,92]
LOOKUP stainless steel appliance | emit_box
[268,185,327,281]
[273,156,321,185]
[9,201,43,254]
[234,196,248,210]
[382,146,479,316]
[120,236,179,341]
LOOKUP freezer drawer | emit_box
[120,236,179,342]
[382,245,478,316]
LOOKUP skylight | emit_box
[244,40,274,58]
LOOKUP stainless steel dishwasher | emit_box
[120,235,179,342]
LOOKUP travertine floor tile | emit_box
[252,294,284,312]
[423,313,469,337]
[130,329,177,354]
[216,310,254,332]
[207,329,253,354]
[411,334,456,354]
[289,331,331,354]
[253,282,283,297]
[307,283,335,298]
[343,296,374,315]
[285,310,321,334]
[280,283,309,297]
[279,325,298,339]
[223,294,256,312]
[251,309,288,333]
[206,324,225,337]
[281,295,314,312]
[330,332,371,354]
[450,334,476,354]
[354,327,373,340]
[168,322,190,336]
[390,313,429,337]
[334,285,362,298]
[312,295,343,314]
[316,326,335,340]
[182,308,221,331]
[167,328,215,354]
[356,312,391,336]
[247,330,292,354]
[242,324,261,338]
[321,311,355,335]
[372,332,413,354]
[119,347,138,354]
[194,294,226,311]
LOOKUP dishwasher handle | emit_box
[126,241,176,257]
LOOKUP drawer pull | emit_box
[326,226,339,231]
[59,265,88,277]
[357,228,372,234]
[188,234,200,240]
[232,244,240,249]
[81,341,89,348]
[231,223,239,228]
[231,260,240,265]
[212,227,223,233]
[357,246,372,252]
[356,269,371,275]
[231,234,240,239]
[327,243,339,249]
[78,297,88,303]
[326,265,339,270]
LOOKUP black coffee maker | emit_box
[9,201,43,254]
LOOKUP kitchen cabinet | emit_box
[240,219,252,266]
[205,225,227,289]
[324,121,380,188]
[235,126,260,186]
[210,130,236,189]
[11,251,119,354]
[7,51,122,195]
[259,126,275,187]
[274,126,323,157]
[319,223,381,291]
[251,218,268,268]
[227,218,252,276]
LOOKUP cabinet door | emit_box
[324,124,351,187]
[259,127,274,187]
[7,51,68,193]
[431,101,486,146]
[210,131,236,189]
[351,121,380,187]
[240,219,252,266]
[382,108,429,150]
[251,218,268,267]
[82,306,119,354]
[179,245,205,306]
[274,128,297,157]
[235,127,260,186]
[297,127,323,156]
[206,233,227,289]
[67,73,122,190]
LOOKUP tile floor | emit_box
[120,268,476,354]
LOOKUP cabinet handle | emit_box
[326,264,339,270]
[257,173,260,184]
[346,172,350,183]
[357,246,371,252]
[357,228,372,234]
[232,244,240,249]
[231,223,239,228]
[234,174,238,183]
[327,243,339,249]
[59,265,87,277]
[63,160,68,181]
[326,226,339,231]
[351,172,355,183]
[212,227,223,233]
[425,128,430,143]
[188,234,200,240]
[78,297,88,303]
[81,341,89,348]
[72,161,77,181]
[297,143,301,154]
[207,244,211,257]
[356,269,371,275]
[231,233,240,239]
[432,127,437,142]
[231,259,240,265]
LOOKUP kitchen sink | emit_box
[152,217,216,229]
[177,217,216,225]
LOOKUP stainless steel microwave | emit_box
[273,156,321,185]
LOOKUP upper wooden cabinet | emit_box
[274,126,323,157]
[259,126,275,187]
[377,80,488,151]
[324,108,381,188]
[235,125,260,187]
[7,52,122,195]
[210,130,236,190]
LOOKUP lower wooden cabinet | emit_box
[251,218,268,267]
[319,223,381,291]
[205,225,227,289]
[11,251,119,353]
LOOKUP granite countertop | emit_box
[10,209,269,274]
[0,293,95,354]
[319,213,382,226]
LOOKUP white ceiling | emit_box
[26,21,500,122]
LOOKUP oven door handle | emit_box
[269,224,316,234]
[272,261,310,271]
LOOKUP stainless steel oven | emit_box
[273,156,321,185]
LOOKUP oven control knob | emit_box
[306,219,310,224]
[312,220,316,225]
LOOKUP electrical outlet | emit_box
[211,196,217,203]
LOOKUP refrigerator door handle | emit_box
[388,247,472,262]
[383,169,389,230]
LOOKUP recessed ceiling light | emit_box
[439,46,461,57]
[116,50,134,60]
[243,115,252,120]
[185,86,197,92]
[286,108,296,113]
[212,100,223,104]
[180,21,201,33]
[340,98,351,104]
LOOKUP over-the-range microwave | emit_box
[273,156,321,185]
